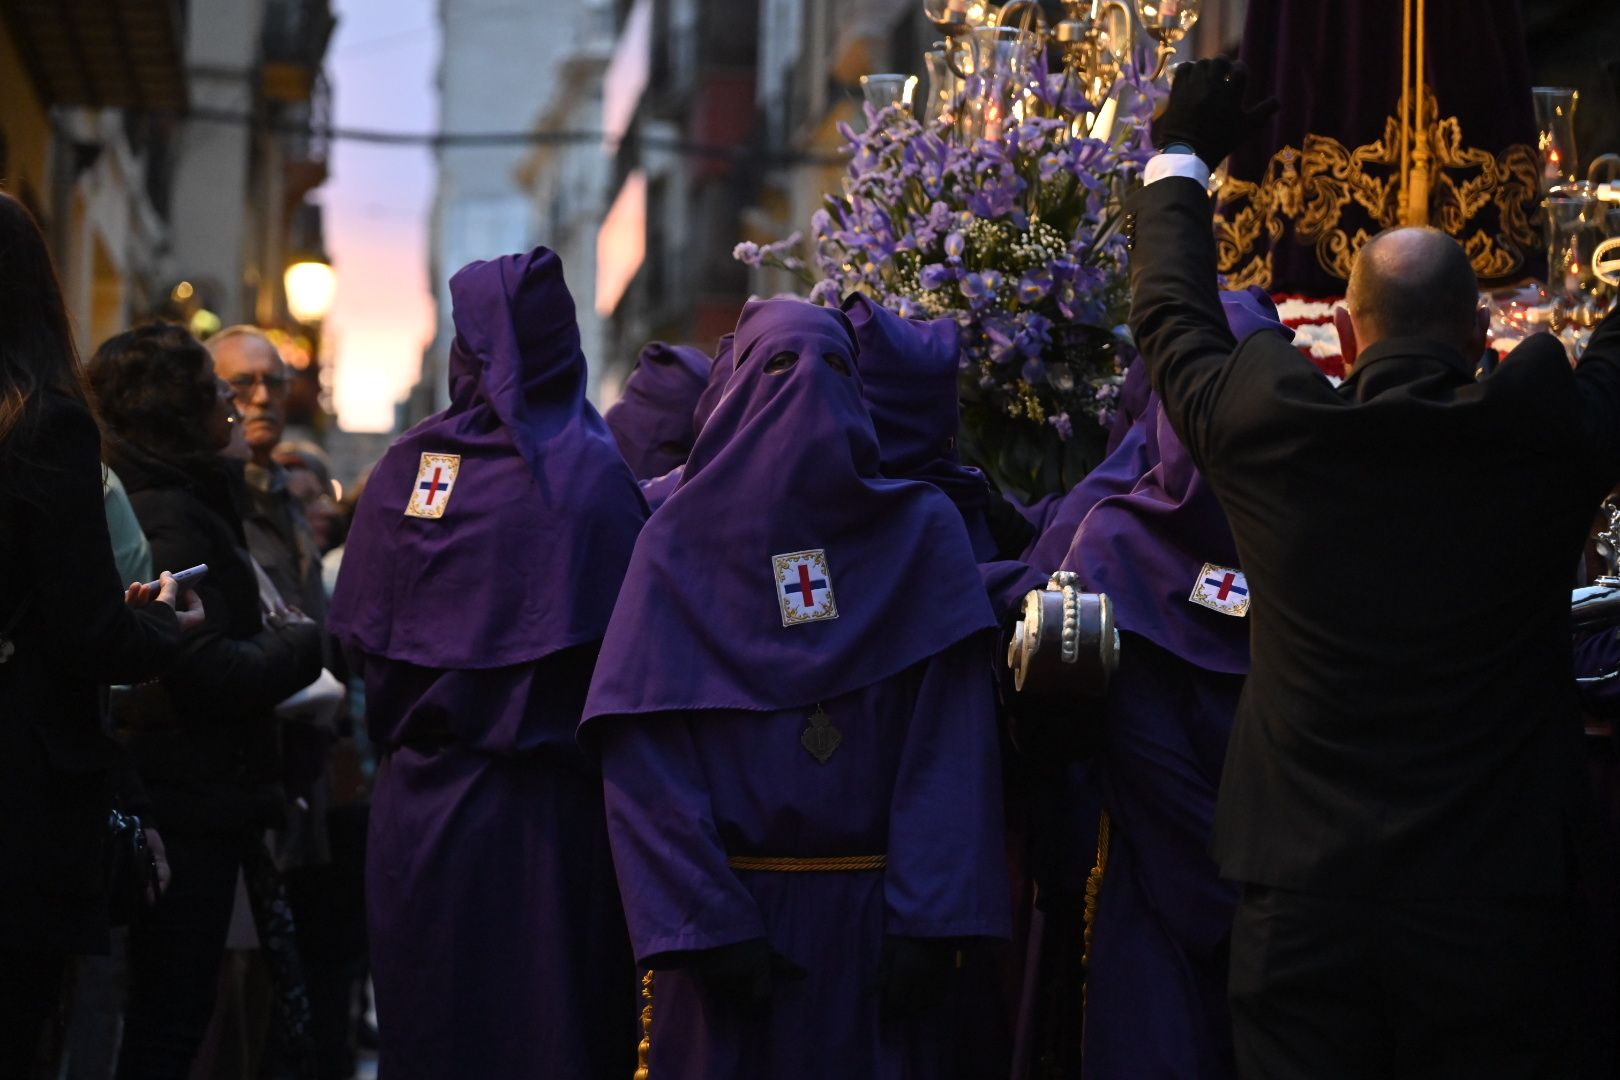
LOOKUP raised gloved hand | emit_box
[872,936,958,1019]
[1152,56,1280,168]
[691,938,807,1011]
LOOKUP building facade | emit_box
[426,0,1250,415]
[0,0,336,422]
[410,0,605,421]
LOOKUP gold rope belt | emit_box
[726,854,887,872]
[1081,810,1112,972]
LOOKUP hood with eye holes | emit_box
[330,247,647,670]
[581,298,996,726]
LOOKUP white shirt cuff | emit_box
[1144,153,1211,188]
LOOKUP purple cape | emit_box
[1062,399,1246,674]
[604,341,711,480]
[1019,289,1289,671]
[1107,355,1156,456]
[582,298,996,722]
[328,247,647,669]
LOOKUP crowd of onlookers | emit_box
[0,190,373,1080]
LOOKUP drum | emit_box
[1004,572,1120,760]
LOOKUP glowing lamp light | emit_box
[285,259,338,324]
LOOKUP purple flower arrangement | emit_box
[736,66,1165,499]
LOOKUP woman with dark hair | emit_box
[0,192,202,1075]
[88,322,324,1079]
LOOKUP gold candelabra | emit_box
[923,0,1201,89]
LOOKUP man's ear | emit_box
[1332,302,1358,375]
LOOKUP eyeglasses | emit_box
[226,372,291,396]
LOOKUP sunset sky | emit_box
[323,0,438,432]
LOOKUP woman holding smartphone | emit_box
[0,192,204,1076]
[89,321,324,1079]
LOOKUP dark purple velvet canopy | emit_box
[329,248,646,670]
[1221,0,1541,294]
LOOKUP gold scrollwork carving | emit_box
[1213,86,1540,289]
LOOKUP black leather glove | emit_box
[1152,56,1280,168]
[690,938,807,1011]
[872,936,957,1019]
[982,485,1038,561]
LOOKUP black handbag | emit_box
[105,807,158,928]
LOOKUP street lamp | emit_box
[284,258,337,324]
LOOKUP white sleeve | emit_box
[1144,153,1212,188]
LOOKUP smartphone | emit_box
[145,564,208,591]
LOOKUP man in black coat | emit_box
[1128,58,1620,1078]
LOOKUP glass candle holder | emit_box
[963,25,1041,142]
[860,73,912,114]
[923,42,965,129]
[1546,190,1606,325]
[1532,86,1579,191]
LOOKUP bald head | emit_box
[1345,228,1481,355]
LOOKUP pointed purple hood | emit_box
[582,298,994,729]
[329,248,647,669]
[605,341,711,480]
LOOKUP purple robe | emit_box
[605,341,711,480]
[598,636,1006,1079]
[363,650,633,1079]
[1080,637,1243,1080]
[583,299,1007,1078]
[329,248,644,1078]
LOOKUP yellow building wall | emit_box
[0,22,54,220]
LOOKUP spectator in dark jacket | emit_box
[88,322,323,1079]
[0,193,200,1078]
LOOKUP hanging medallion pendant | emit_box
[800,704,842,765]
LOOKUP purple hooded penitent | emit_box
[329,248,646,670]
[585,299,995,716]
[1048,287,1291,1080]
[605,341,711,480]
[582,298,1009,1079]
[842,292,998,559]
[329,248,644,1079]
[636,335,733,511]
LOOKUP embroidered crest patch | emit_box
[404,453,461,520]
[801,704,842,764]
[772,549,838,627]
[1189,563,1250,618]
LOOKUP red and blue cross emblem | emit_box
[1189,562,1250,618]
[1204,570,1246,602]
[772,548,839,626]
[405,452,461,520]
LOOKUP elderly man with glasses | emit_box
[207,325,352,1075]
